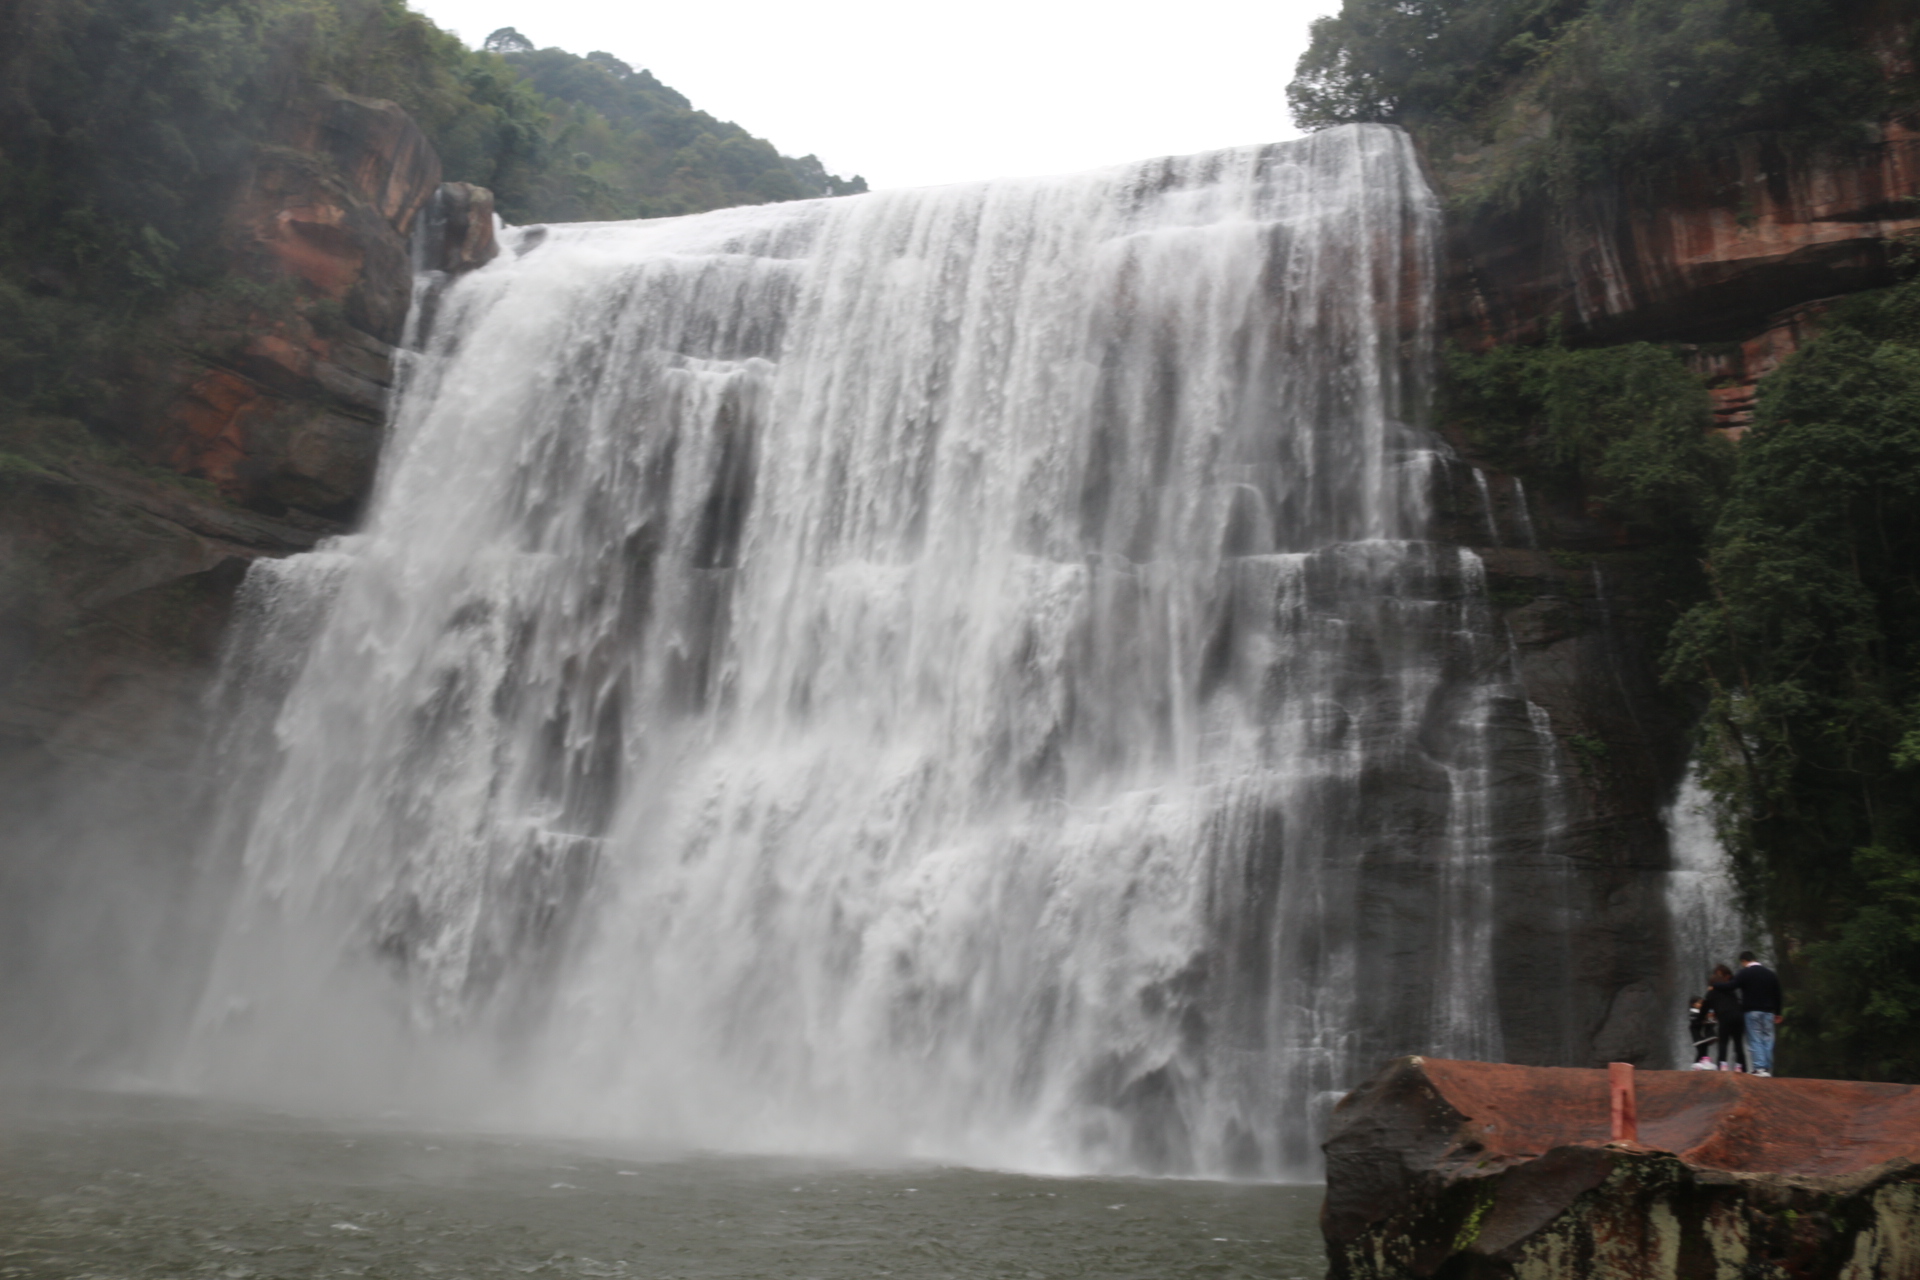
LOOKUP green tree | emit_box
[495,40,864,219]
[1289,0,1581,130]
[1666,308,1920,1080]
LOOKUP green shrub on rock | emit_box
[1444,336,1729,541]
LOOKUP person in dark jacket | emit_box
[1687,997,1716,1068]
[1703,964,1747,1071]
[1734,950,1784,1077]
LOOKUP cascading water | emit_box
[1663,769,1753,1063]
[184,124,1566,1177]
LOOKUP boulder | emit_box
[420,180,501,275]
[1323,1056,1920,1279]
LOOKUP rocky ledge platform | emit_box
[1322,1056,1920,1280]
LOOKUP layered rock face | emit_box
[1423,450,1694,1075]
[1429,41,1920,439]
[1434,0,1920,355]
[1324,1056,1920,1279]
[1423,356,1698,1075]
[1443,121,1920,440]
[1439,119,1920,354]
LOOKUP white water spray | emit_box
[1663,768,1751,1064]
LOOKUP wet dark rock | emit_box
[1424,455,1694,1075]
[0,455,325,765]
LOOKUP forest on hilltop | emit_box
[481,27,865,221]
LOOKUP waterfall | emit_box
[1663,769,1751,1065]
[185,125,1561,1177]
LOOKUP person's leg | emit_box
[1746,1010,1775,1074]
[1730,1024,1748,1071]
[1715,1027,1733,1068]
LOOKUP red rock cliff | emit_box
[1407,31,1920,1075]
[1438,118,1920,355]
[145,84,453,519]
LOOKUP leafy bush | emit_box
[1797,845,1920,1081]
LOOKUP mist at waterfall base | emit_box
[12,125,1638,1183]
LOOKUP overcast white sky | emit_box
[407,0,1338,190]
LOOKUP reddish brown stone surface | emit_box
[1324,1056,1920,1280]
[1436,117,1920,355]
[1414,1057,1920,1179]
[123,82,446,519]
[279,84,443,232]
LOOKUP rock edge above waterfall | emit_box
[1321,1055,1920,1280]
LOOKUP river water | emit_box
[0,1093,1326,1279]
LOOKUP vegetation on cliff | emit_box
[1443,297,1920,1083]
[1444,337,1732,543]
[1290,0,1895,208]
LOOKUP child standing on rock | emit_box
[1687,997,1716,1069]
[1701,964,1748,1071]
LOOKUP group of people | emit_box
[1687,951,1783,1076]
